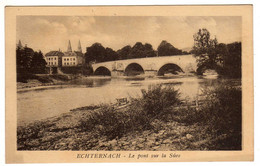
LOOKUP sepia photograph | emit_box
[5,6,253,163]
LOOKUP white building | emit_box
[62,40,84,67]
[45,51,64,67]
[45,40,84,74]
[46,56,59,66]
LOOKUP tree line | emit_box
[16,46,47,74]
[191,28,241,78]
[16,29,241,78]
[85,40,187,63]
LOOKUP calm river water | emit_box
[17,76,240,126]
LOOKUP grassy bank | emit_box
[17,73,81,89]
[17,84,241,150]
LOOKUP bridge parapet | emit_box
[92,54,197,76]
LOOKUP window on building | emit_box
[73,58,75,61]
[64,59,66,61]
[73,62,75,65]
[54,57,56,60]
[67,58,69,61]
[67,62,69,65]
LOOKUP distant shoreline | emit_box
[17,73,198,90]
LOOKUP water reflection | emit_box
[69,77,112,87]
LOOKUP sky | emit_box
[17,16,241,54]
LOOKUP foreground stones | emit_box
[17,109,214,151]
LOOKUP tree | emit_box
[192,29,241,78]
[143,43,157,57]
[191,29,219,74]
[117,45,132,60]
[127,42,156,59]
[85,43,106,63]
[105,47,118,61]
[30,51,47,74]
[221,42,241,78]
[157,40,182,56]
[85,43,119,63]
[128,42,145,59]
[16,46,34,74]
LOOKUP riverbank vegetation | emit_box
[17,83,241,150]
[16,74,80,89]
[192,28,241,78]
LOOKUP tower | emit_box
[67,40,72,52]
[77,40,82,53]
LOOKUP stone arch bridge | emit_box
[92,54,198,77]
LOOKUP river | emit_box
[17,75,240,126]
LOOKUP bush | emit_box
[49,74,70,81]
[79,102,153,140]
[78,85,181,140]
[79,105,128,139]
[178,84,242,150]
[141,84,180,116]
[36,76,53,83]
[198,85,241,134]
[17,73,38,83]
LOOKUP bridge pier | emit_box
[144,70,157,77]
[111,70,124,77]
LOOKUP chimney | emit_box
[78,40,82,52]
[67,40,72,52]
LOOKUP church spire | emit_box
[67,40,72,52]
[77,40,82,52]
[17,40,22,48]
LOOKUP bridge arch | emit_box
[124,63,144,76]
[94,66,111,76]
[157,63,184,76]
[196,64,221,75]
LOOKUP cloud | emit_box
[34,18,68,35]
[69,17,96,33]
[17,16,241,54]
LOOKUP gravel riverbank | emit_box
[17,106,212,151]
[17,84,241,151]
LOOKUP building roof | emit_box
[45,51,64,57]
[45,40,83,57]
[75,51,84,57]
[63,51,84,57]
[64,51,77,56]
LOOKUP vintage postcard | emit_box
[5,6,253,163]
